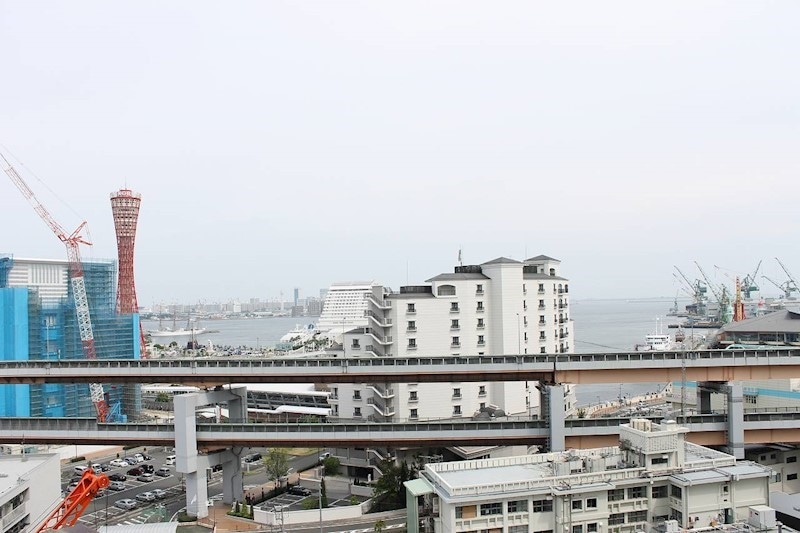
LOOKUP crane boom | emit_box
[2,154,110,422]
[694,261,723,303]
[36,470,109,533]
[775,258,799,294]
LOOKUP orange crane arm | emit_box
[36,470,109,533]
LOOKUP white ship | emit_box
[148,316,206,338]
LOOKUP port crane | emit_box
[741,260,762,299]
[35,470,109,533]
[761,275,798,299]
[694,261,732,323]
[775,258,799,296]
[1,154,112,422]
[674,266,708,316]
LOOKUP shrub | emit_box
[69,456,86,463]
[177,512,196,522]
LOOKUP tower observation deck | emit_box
[110,188,145,357]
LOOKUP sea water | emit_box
[142,297,682,406]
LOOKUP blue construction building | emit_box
[0,255,141,420]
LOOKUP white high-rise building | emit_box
[317,281,384,334]
[331,256,575,423]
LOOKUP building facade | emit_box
[0,453,60,533]
[331,256,575,423]
[0,255,141,419]
[407,420,772,533]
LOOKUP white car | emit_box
[151,489,167,500]
[136,492,156,502]
[115,499,138,510]
[109,459,129,468]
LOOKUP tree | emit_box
[371,458,416,511]
[263,448,290,487]
[320,477,328,508]
[374,519,386,533]
[323,456,340,476]
[156,392,170,403]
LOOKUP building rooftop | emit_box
[523,273,568,281]
[481,257,521,265]
[0,454,56,500]
[425,273,489,282]
[720,309,800,334]
[526,255,560,262]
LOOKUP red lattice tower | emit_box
[110,188,147,358]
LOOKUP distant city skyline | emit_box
[1,2,798,304]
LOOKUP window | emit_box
[451,319,459,329]
[437,284,456,296]
[524,332,528,341]
[572,526,583,533]
[509,527,528,533]
[478,335,485,345]
[451,336,460,347]
[652,486,668,498]
[572,500,582,510]
[407,321,416,331]
[539,315,546,324]
[507,500,528,513]
[480,502,502,516]
[523,300,527,310]
[408,338,416,349]
[351,339,360,349]
[788,473,798,481]
[532,499,553,513]
[453,405,462,415]
[407,303,415,313]
[540,347,546,354]
[627,486,645,499]
[455,507,463,519]
[451,302,460,312]
[354,407,361,417]
[409,408,418,419]
[538,299,545,308]
[609,514,625,526]
[523,283,526,293]
[477,301,484,311]
[476,284,483,294]
[652,457,668,465]
[671,486,682,499]
[479,385,486,396]
[587,524,598,533]
[453,388,461,398]
[746,395,757,405]
[538,283,545,292]
[788,456,797,463]
[628,511,647,523]
[409,391,418,401]
[540,332,546,340]
[586,498,597,509]
[480,402,485,409]
[608,489,624,502]
[477,318,485,328]
[353,390,361,400]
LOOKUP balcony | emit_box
[406,308,416,315]
[406,344,417,351]
[538,289,545,295]
[1,504,27,530]
[477,324,485,329]
[364,310,392,327]
[475,290,484,296]
[350,344,361,350]
[538,304,546,310]
[452,394,462,400]
[367,296,392,309]
[406,326,417,332]
[477,340,485,346]
[450,342,461,348]
[365,328,393,345]
[476,307,484,313]
[367,397,396,417]
[450,325,460,331]
[450,307,460,313]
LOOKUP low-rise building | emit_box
[406,420,772,533]
[0,453,61,533]
[744,444,800,494]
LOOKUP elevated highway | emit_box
[0,348,799,386]
[2,411,799,448]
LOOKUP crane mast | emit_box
[2,154,111,422]
[36,470,109,533]
[775,258,799,295]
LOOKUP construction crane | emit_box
[674,266,707,304]
[741,260,762,299]
[761,275,798,299]
[695,261,733,323]
[775,258,799,295]
[1,154,112,422]
[36,469,109,533]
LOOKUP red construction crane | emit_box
[36,470,109,533]
[1,153,111,422]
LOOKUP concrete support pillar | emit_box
[726,382,745,460]
[696,383,713,414]
[185,468,209,519]
[545,384,566,452]
[221,450,244,504]
[174,387,249,519]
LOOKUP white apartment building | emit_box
[406,420,773,533]
[316,281,384,334]
[0,454,61,533]
[744,444,800,494]
[331,256,575,423]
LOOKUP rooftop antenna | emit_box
[458,246,463,267]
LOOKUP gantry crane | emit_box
[694,261,732,323]
[761,275,798,299]
[2,154,112,422]
[775,258,799,296]
[36,470,109,533]
[741,260,762,299]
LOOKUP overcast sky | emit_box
[1,1,798,305]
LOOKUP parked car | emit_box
[91,464,103,474]
[138,473,154,483]
[109,481,126,491]
[136,492,156,502]
[109,459,129,468]
[73,466,88,476]
[69,476,82,484]
[319,452,331,461]
[288,486,312,496]
[133,453,145,463]
[67,482,79,492]
[109,473,127,482]
[151,488,167,500]
[141,464,155,474]
[115,499,137,510]
[123,456,139,465]
[99,463,111,472]
[165,455,176,466]
[243,453,262,463]
[155,467,171,477]
[127,467,143,476]
[141,453,152,461]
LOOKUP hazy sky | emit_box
[1,2,798,305]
